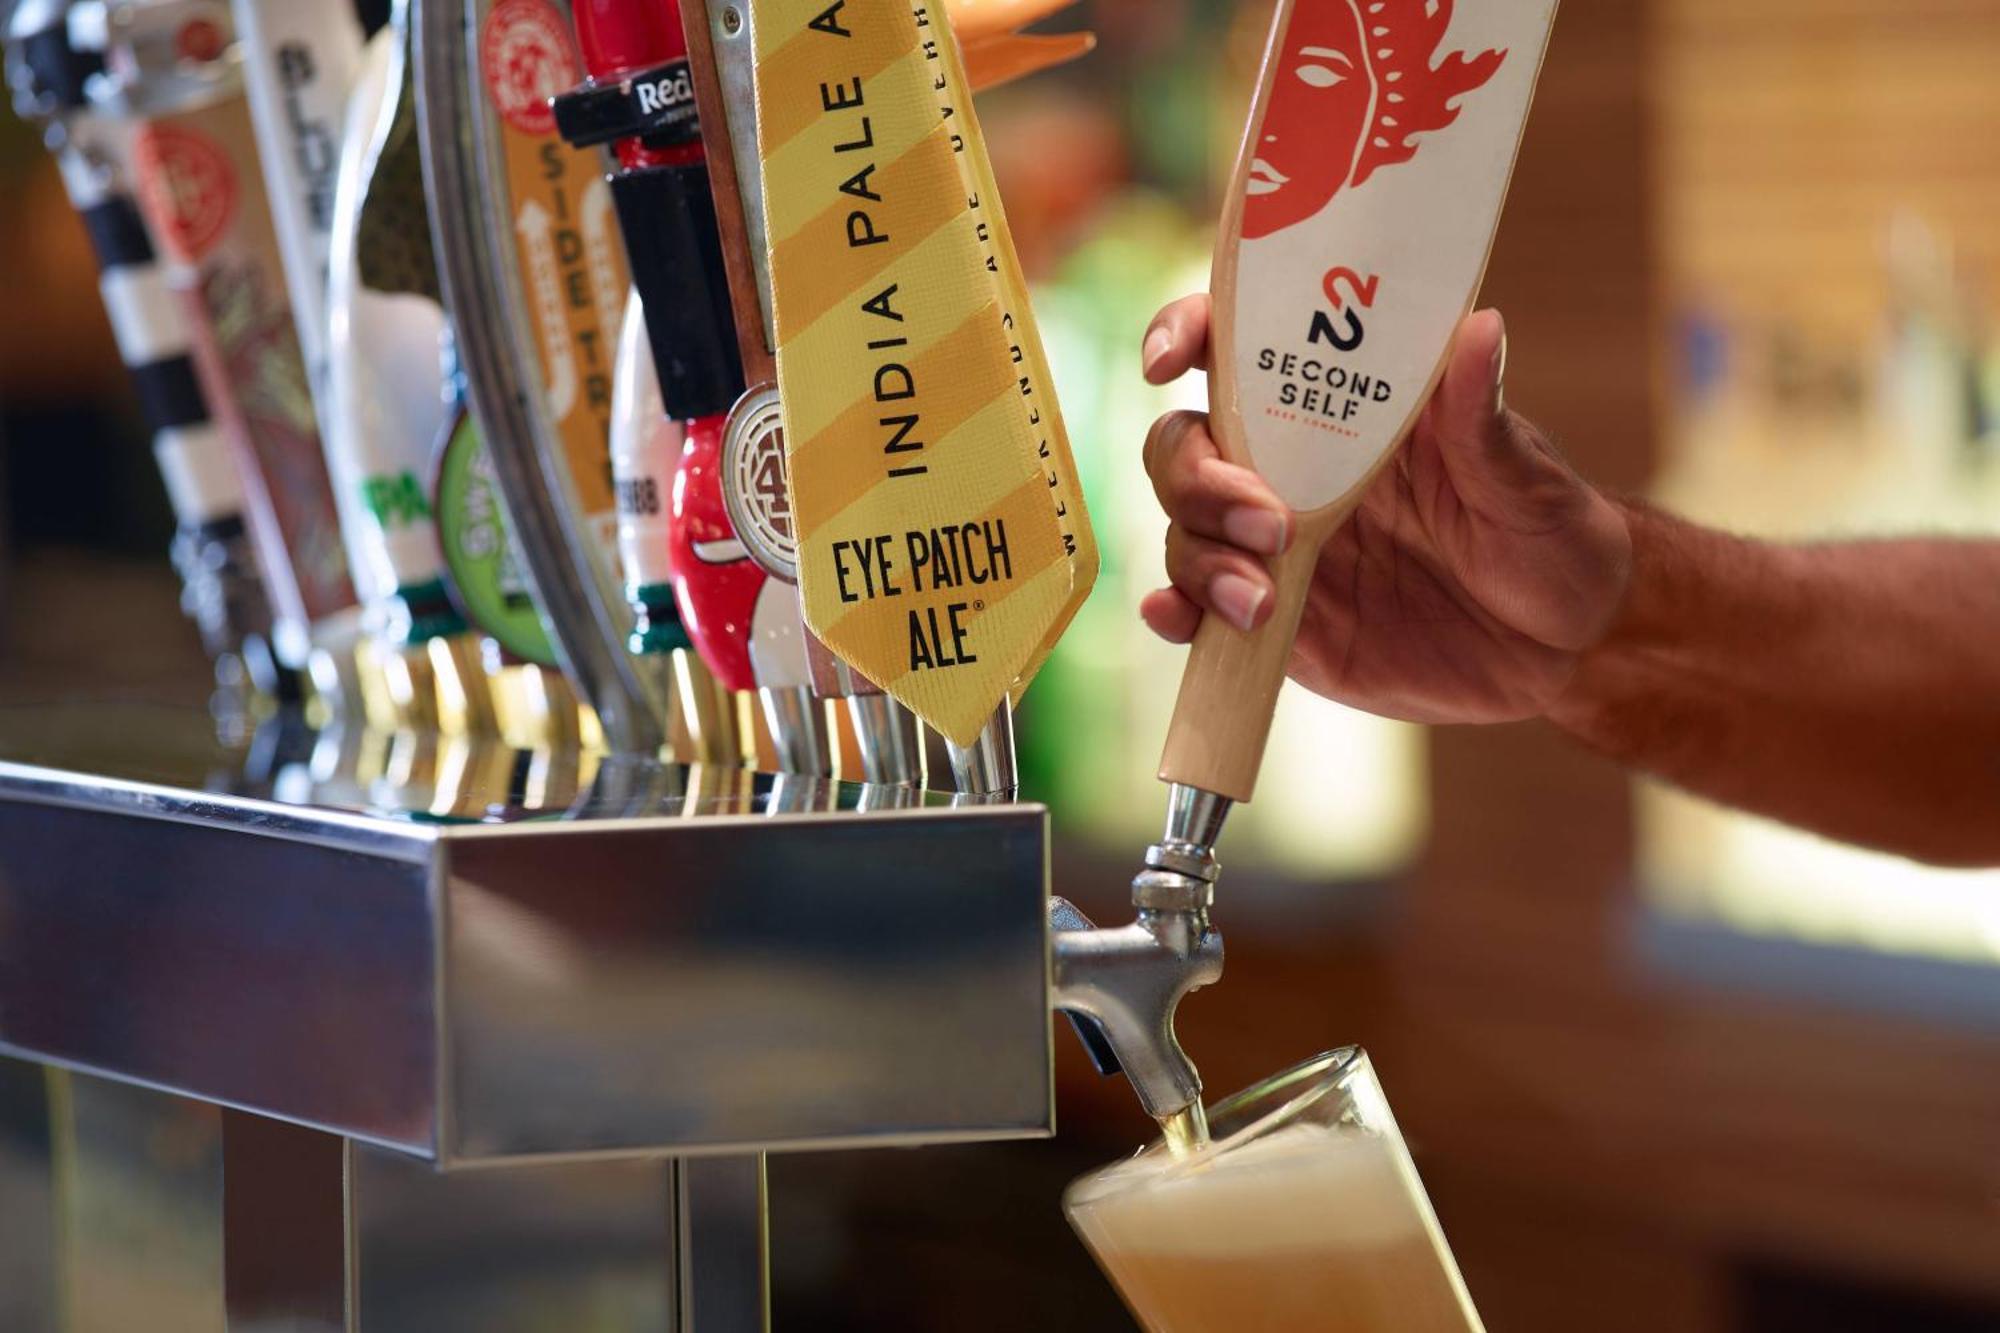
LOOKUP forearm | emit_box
[1549,502,2000,866]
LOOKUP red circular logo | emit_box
[175,17,227,64]
[131,123,237,264]
[480,0,581,136]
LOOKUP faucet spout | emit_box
[1048,874,1224,1123]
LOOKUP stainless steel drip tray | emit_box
[0,707,1054,1167]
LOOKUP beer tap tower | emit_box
[0,724,1053,1331]
[0,0,1261,1328]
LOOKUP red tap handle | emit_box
[572,0,681,72]
[669,411,764,691]
[569,0,703,169]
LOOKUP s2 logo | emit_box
[1308,267,1379,352]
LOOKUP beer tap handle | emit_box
[1161,0,1557,807]
[673,0,771,380]
[75,0,364,699]
[416,0,671,754]
[677,0,940,785]
[606,290,739,763]
[682,0,860,700]
[559,0,760,767]
[560,0,833,776]
[1157,519,1332,805]
[5,8,289,698]
[960,29,1092,91]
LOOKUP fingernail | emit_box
[1210,573,1266,633]
[1222,505,1289,556]
[1491,316,1509,418]
[1142,325,1174,379]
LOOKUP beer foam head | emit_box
[1067,1123,1430,1258]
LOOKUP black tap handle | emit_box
[552,59,701,151]
[610,164,745,421]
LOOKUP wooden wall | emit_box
[1385,4,2000,1331]
[1660,0,2000,342]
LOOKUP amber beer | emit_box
[1065,1050,1482,1333]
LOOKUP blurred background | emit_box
[5,0,2000,1329]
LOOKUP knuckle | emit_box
[1190,454,1245,500]
[1165,527,1256,586]
[1140,413,1176,475]
[1161,527,1204,583]
[1142,410,1203,483]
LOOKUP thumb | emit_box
[1432,307,1508,448]
[1426,309,1574,523]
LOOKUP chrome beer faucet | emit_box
[946,704,1019,803]
[1050,784,1231,1126]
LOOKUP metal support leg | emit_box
[676,1155,770,1333]
[0,1055,57,1333]
[352,1145,677,1332]
[54,1072,226,1332]
[222,1110,351,1332]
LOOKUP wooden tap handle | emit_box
[1156,515,1331,803]
[1156,0,1556,806]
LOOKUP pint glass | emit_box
[1064,1048,1482,1333]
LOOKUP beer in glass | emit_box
[1065,1048,1481,1333]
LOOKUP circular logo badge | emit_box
[721,387,798,581]
[131,123,236,264]
[434,409,559,668]
[480,0,582,136]
[175,16,227,64]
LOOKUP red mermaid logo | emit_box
[1243,0,1507,240]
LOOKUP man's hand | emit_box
[1142,293,2000,866]
[1138,294,1634,725]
